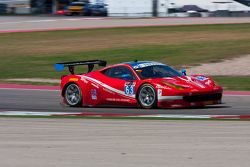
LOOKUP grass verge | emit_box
[1,24,250,90]
[213,76,250,91]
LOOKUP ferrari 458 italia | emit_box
[55,60,222,108]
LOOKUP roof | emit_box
[124,61,165,69]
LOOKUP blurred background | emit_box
[0,0,250,17]
[0,0,250,90]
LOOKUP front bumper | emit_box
[157,91,223,108]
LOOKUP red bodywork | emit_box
[59,63,223,108]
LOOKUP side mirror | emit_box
[181,69,187,76]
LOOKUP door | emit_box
[100,66,138,106]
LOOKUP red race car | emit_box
[55,60,223,108]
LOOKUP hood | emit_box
[151,75,216,91]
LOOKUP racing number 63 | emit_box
[124,84,135,95]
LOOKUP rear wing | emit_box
[55,60,107,74]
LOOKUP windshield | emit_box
[135,65,182,79]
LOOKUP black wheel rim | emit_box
[139,86,155,107]
[65,84,81,106]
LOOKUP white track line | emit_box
[0,88,59,92]
[0,111,243,119]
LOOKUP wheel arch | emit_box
[62,82,77,97]
[136,82,158,99]
[136,82,158,108]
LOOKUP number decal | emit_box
[124,83,135,95]
[91,89,97,100]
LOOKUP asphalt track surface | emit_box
[1,16,250,167]
[0,88,249,115]
[1,118,250,167]
[1,16,250,32]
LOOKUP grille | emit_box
[183,93,222,102]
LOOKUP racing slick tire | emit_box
[138,84,157,109]
[64,83,82,107]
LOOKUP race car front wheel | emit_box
[138,84,157,109]
[65,83,82,107]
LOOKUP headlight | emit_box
[161,81,185,90]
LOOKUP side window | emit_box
[103,68,113,77]
[103,66,136,81]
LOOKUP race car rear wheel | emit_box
[65,83,82,107]
[138,84,157,109]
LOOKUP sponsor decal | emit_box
[124,82,135,95]
[133,62,164,69]
[205,80,212,85]
[91,89,97,100]
[179,76,206,89]
[158,89,162,96]
[196,76,208,81]
[106,98,130,102]
[69,78,79,82]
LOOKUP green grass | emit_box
[2,40,250,79]
[213,76,250,91]
[1,40,250,79]
[0,24,250,90]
